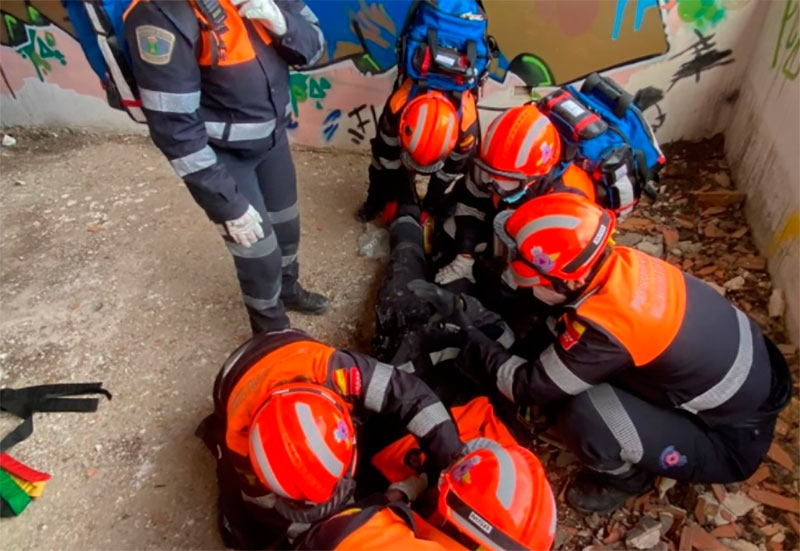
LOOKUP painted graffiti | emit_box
[675,0,726,30]
[772,0,799,81]
[668,29,734,90]
[612,0,660,40]
[346,104,379,145]
[1,2,72,48]
[14,26,66,81]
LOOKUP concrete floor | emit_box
[0,131,379,549]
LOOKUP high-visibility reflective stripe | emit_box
[597,462,633,475]
[380,129,400,146]
[681,309,754,413]
[307,24,325,66]
[396,361,415,373]
[281,254,297,268]
[515,215,582,245]
[587,384,643,464]
[541,345,592,395]
[221,340,251,379]
[268,203,299,224]
[285,103,292,117]
[496,323,515,349]
[379,157,402,170]
[243,290,281,310]
[296,402,343,478]
[407,402,449,437]
[409,104,427,152]
[429,347,460,365]
[515,116,549,169]
[171,145,217,177]
[229,120,276,141]
[496,355,525,401]
[225,232,277,259]
[489,445,516,509]
[455,202,485,220]
[364,362,394,412]
[139,88,200,113]
[481,117,500,157]
[299,5,319,23]
[390,215,422,232]
[438,114,456,159]
[251,426,290,497]
[205,122,226,139]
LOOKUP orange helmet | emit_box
[438,439,556,550]
[248,382,357,505]
[495,193,615,288]
[399,91,459,174]
[474,103,562,200]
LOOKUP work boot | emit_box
[283,286,330,315]
[566,468,654,515]
[356,198,384,223]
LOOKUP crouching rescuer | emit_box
[197,328,465,549]
[425,192,793,514]
[124,0,329,334]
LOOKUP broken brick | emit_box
[688,525,729,550]
[620,217,656,232]
[662,227,680,248]
[738,256,767,271]
[696,190,746,207]
[701,206,727,217]
[675,216,695,229]
[785,513,800,536]
[712,485,727,506]
[710,524,741,538]
[697,265,718,277]
[760,523,784,537]
[731,226,748,239]
[746,464,772,486]
[682,259,695,271]
[767,442,796,472]
[747,489,800,514]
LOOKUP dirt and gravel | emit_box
[0,129,797,550]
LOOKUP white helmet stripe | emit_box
[438,113,456,160]
[295,402,344,478]
[515,215,581,245]
[489,446,516,509]
[408,104,428,153]
[251,423,291,498]
[514,116,549,169]
[481,114,502,157]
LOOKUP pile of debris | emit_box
[540,136,799,551]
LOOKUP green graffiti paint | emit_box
[676,0,726,30]
[15,27,66,82]
[772,0,799,81]
[290,74,333,114]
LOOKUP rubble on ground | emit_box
[538,136,800,551]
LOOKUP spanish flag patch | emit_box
[332,367,362,398]
[559,318,586,351]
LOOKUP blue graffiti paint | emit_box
[612,0,660,40]
[305,0,412,73]
[323,109,342,141]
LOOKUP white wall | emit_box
[725,0,800,342]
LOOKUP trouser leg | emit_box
[214,148,289,333]
[254,134,303,300]
[557,383,773,484]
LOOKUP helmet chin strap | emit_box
[273,476,357,524]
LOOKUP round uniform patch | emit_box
[136,25,176,65]
[659,445,688,469]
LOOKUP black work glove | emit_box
[407,280,470,328]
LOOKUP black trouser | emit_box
[557,342,791,485]
[210,134,301,334]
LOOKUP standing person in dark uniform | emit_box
[124,0,329,335]
[421,192,793,514]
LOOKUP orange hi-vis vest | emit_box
[372,396,517,483]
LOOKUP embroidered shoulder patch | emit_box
[558,317,586,351]
[332,367,362,398]
[136,25,176,65]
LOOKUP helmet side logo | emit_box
[530,246,558,273]
[452,455,481,484]
[539,141,554,166]
[333,419,349,443]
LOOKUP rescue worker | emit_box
[124,0,329,335]
[297,439,557,551]
[434,103,596,288]
[422,193,793,514]
[197,327,465,549]
[356,79,479,224]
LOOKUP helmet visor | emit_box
[472,160,531,198]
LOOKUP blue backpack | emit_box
[399,0,497,94]
[63,0,145,122]
[539,73,666,218]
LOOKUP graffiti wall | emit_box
[0,0,768,144]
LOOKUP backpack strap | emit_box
[0,383,112,452]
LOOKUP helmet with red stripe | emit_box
[399,91,459,174]
[438,439,557,550]
[248,382,357,505]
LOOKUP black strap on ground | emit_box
[0,383,112,452]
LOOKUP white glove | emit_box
[435,255,476,285]
[218,204,264,247]
[387,473,428,502]
[231,0,287,36]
